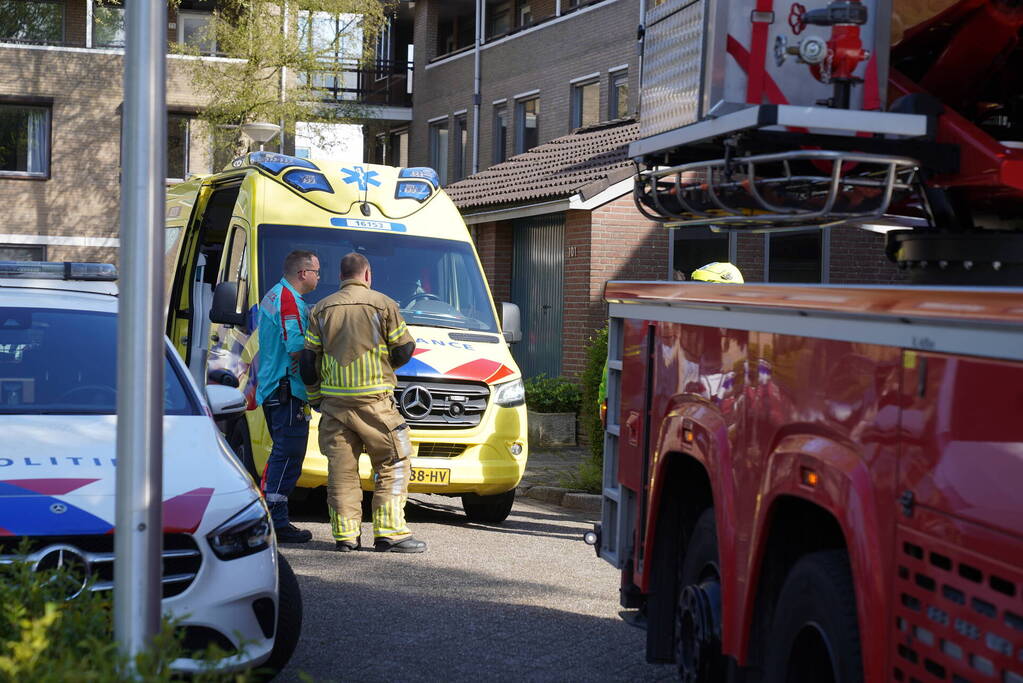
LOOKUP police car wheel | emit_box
[462,490,515,524]
[258,552,303,679]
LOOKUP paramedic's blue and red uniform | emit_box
[256,277,311,531]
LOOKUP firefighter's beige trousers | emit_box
[318,395,413,542]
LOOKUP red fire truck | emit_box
[589,0,1023,681]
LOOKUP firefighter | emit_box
[299,252,425,553]
[690,261,745,283]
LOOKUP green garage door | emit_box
[511,214,564,379]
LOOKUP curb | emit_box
[517,484,601,513]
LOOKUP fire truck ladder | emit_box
[634,149,920,230]
[598,316,637,569]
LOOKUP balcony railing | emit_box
[308,59,413,109]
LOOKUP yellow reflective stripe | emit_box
[304,331,320,346]
[329,507,360,541]
[387,322,407,343]
[372,498,410,537]
[320,384,394,397]
[306,388,322,400]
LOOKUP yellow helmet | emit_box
[690,262,744,284]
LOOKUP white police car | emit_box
[0,261,300,675]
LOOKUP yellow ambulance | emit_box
[165,153,528,523]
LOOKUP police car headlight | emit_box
[206,500,272,561]
[493,379,525,407]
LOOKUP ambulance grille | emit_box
[892,527,1023,683]
[394,380,489,429]
[0,533,202,599]
[415,443,466,458]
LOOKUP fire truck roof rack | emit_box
[629,105,932,160]
[634,149,920,230]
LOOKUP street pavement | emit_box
[277,455,674,682]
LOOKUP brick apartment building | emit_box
[0,0,413,264]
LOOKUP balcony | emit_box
[308,59,413,117]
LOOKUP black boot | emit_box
[374,536,427,553]
[275,523,312,543]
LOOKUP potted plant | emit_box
[524,374,582,447]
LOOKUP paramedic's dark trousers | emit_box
[261,392,309,529]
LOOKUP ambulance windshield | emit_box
[258,224,499,333]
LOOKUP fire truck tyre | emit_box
[462,490,515,524]
[675,508,725,683]
[765,550,863,683]
[228,417,260,484]
[258,552,303,679]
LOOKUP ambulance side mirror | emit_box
[501,302,522,343]
[210,281,246,327]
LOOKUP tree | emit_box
[173,0,392,156]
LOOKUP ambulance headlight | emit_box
[206,500,272,560]
[493,379,525,407]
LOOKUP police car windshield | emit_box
[258,224,499,333]
[0,308,198,415]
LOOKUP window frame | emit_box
[570,79,599,129]
[0,244,45,261]
[177,9,217,56]
[515,96,539,155]
[609,69,628,119]
[0,99,52,180]
[92,0,125,48]
[453,114,468,182]
[492,102,508,165]
[429,118,450,186]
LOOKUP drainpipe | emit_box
[471,0,482,174]
[280,0,288,154]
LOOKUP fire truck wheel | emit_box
[462,489,515,524]
[765,550,863,683]
[675,508,725,683]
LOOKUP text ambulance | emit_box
[165,153,528,523]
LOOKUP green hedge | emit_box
[580,325,608,461]
[523,374,581,414]
[0,547,250,682]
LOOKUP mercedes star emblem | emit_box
[33,545,91,600]
[399,385,433,420]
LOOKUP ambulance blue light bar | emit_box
[246,151,318,175]
[0,261,118,281]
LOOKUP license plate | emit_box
[410,467,450,485]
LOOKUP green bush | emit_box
[558,457,602,495]
[523,374,581,414]
[579,325,608,461]
[0,545,250,682]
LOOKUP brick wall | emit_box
[411,0,639,179]
[563,194,667,379]
[0,46,209,264]
[735,233,765,282]
[473,220,514,305]
[828,224,909,284]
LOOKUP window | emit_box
[492,103,507,165]
[768,230,824,282]
[298,12,361,101]
[167,113,190,181]
[388,129,408,167]
[487,1,511,38]
[0,103,50,177]
[178,10,216,55]
[453,115,468,182]
[517,1,532,27]
[429,119,449,185]
[221,225,249,316]
[374,17,392,70]
[571,80,599,129]
[92,0,125,47]
[671,228,729,281]
[0,0,63,44]
[516,97,539,154]
[609,70,628,119]
[0,244,44,261]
